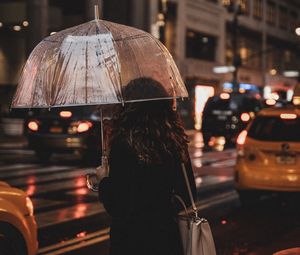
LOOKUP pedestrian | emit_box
[97,77,197,255]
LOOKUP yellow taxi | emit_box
[235,107,300,200]
[0,181,38,255]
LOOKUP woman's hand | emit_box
[96,156,109,181]
[96,165,108,182]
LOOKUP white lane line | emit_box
[7,169,89,187]
[0,163,39,171]
[0,165,77,178]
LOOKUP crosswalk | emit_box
[0,146,237,248]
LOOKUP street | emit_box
[0,130,299,254]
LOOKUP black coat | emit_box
[98,136,197,255]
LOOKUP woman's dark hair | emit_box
[109,77,189,163]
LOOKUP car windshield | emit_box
[248,116,300,141]
[203,94,261,114]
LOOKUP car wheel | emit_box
[35,150,52,163]
[237,190,261,206]
[0,223,27,255]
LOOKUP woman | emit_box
[98,77,196,255]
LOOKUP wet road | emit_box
[0,131,299,254]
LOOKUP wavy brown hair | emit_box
[109,77,189,163]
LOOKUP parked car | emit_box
[201,92,262,148]
[235,106,300,202]
[0,181,38,255]
[24,106,102,162]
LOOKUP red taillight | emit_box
[237,130,248,145]
[240,112,250,122]
[280,113,297,120]
[77,121,93,133]
[220,93,230,100]
[28,121,39,131]
[266,99,276,106]
[60,111,72,118]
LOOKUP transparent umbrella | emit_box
[11,11,188,190]
[12,20,187,108]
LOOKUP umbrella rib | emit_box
[52,41,74,105]
[99,20,123,103]
[85,41,88,104]
[151,36,178,97]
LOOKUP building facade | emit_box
[148,0,300,128]
[149,0,300,94]
[0,0,299,121]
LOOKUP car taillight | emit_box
[28,121,39,131]
[237,130,247,146]
[60,111,72,118]
[220,93,230,100]
[280,113,297,120]
[240,112,250,122]
[266,99,276,106]
[77,121,93,133]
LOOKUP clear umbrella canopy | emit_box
[12,19,188,108]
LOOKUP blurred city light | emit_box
[237,130,247,145]
[60,111,72,118]
[266,99,276,106]
[13,25,22,32]
[264,86,272,99]
[220,93,230,100]
[0,22,3,28]
[240,112,250,122]
[283,70,299,78]
[296,27,300,36]
[280,113,297,120]
[269,69,277,75]
[293,96,300,106]
[213,66,235,73]
[23,21,29,27]
[194,85,214,130]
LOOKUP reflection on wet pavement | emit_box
[0,130,237,248]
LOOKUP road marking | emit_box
[36,202,106,229]
[37,228,110,255]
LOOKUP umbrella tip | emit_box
[94,5,100,20]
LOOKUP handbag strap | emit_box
[181,163,198,217]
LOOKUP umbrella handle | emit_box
[94,5,100,20]
[172,97,177,111]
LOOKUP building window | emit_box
[253,0,263,20]
[279,6,288,30]
[266,1,276,25]
[290,11,298,33]
[222,0,249,15]
[222,0,231,7]
[186,29,216,62]
[239,0,249,15]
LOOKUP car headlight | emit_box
[26,197,34,216]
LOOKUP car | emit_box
[235,106,300,201]
[24,106,102,162]
[201,92,262,148]
[0,181,38,255]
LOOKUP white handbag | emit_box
[175,163,217,255]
